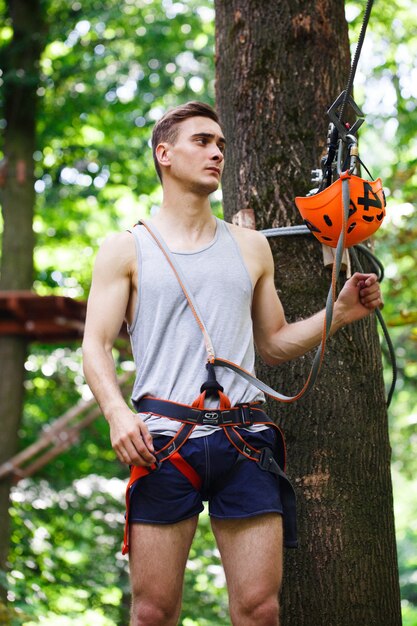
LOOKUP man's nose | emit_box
[212,146,224,162]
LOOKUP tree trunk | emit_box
[0,0,43,592]
[214,1,401,624]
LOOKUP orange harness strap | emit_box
[122,451,203,555]
[122,390,228,555]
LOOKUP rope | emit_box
[339,0,375,123]
[349,245,397,407]
[320,1,375,192]
[354,243,384,281]
[261,225,311,238]
[139,219,216,361]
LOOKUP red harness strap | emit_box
[122,451,202,555]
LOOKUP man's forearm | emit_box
[262,302,347,366]
[259,271,381,366]
[82,342,130,422]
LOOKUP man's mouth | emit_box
[206,167,221,175]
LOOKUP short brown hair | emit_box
[151,101,221,181]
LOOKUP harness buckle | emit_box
[152,459,161,471]
[238,404,253,425]
[242,444,255,457]
[258,447,281,476]
[221,411,233,424]
[166,441,177,456]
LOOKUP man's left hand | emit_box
[336,272,383,324]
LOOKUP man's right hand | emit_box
[108,410,156,466]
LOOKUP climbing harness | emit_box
[121,186,341,552]
[122,376,298,553]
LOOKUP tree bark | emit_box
[0,0,44,592]
[215,1,401,624]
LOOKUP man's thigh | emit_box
[129,516,199,609]
[211,513,283,603]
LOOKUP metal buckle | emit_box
[166,441,177,456]
[242,444,255,458]
[221,411,233,424]
[239,404,253,425]
[327,90,365,140]
[258,447,280,476]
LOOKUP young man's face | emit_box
[159,116,226,196]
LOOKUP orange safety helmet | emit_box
[295,173,386,248]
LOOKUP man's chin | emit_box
[192,181,220,196]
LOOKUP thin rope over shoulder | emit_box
[138,219,216,362]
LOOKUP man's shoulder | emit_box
[95,230,137,271]
[226,221,270,251]
[99,230,136,253]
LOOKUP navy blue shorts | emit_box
[128,427,283,524]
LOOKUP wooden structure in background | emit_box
[0,371,133,484]
[0,291,86,342]
[0,290,128,342]
[0,290,131,482]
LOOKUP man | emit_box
[82,101,382,626]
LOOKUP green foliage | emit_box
[31,0,215,297]
[347,4,417,613]
[20,344,125,487]
[8,476,130,625]
[347,1,417,491]
[1,1,225,623]
[8,488,228,625]
[393,468,417,626]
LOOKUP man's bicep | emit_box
[84,243,131,350]
[251,246,287,359]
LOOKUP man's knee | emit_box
[131,595,181,626]
[230,592,280,626]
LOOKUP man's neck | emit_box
[151,190,217,251]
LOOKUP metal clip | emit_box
[258,448,280,476]
[311,169,323,185]
[327,90,365,140]
[336,134,359,176]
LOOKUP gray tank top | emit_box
[128,217,265,437]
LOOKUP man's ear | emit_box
[155,142,171,172]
